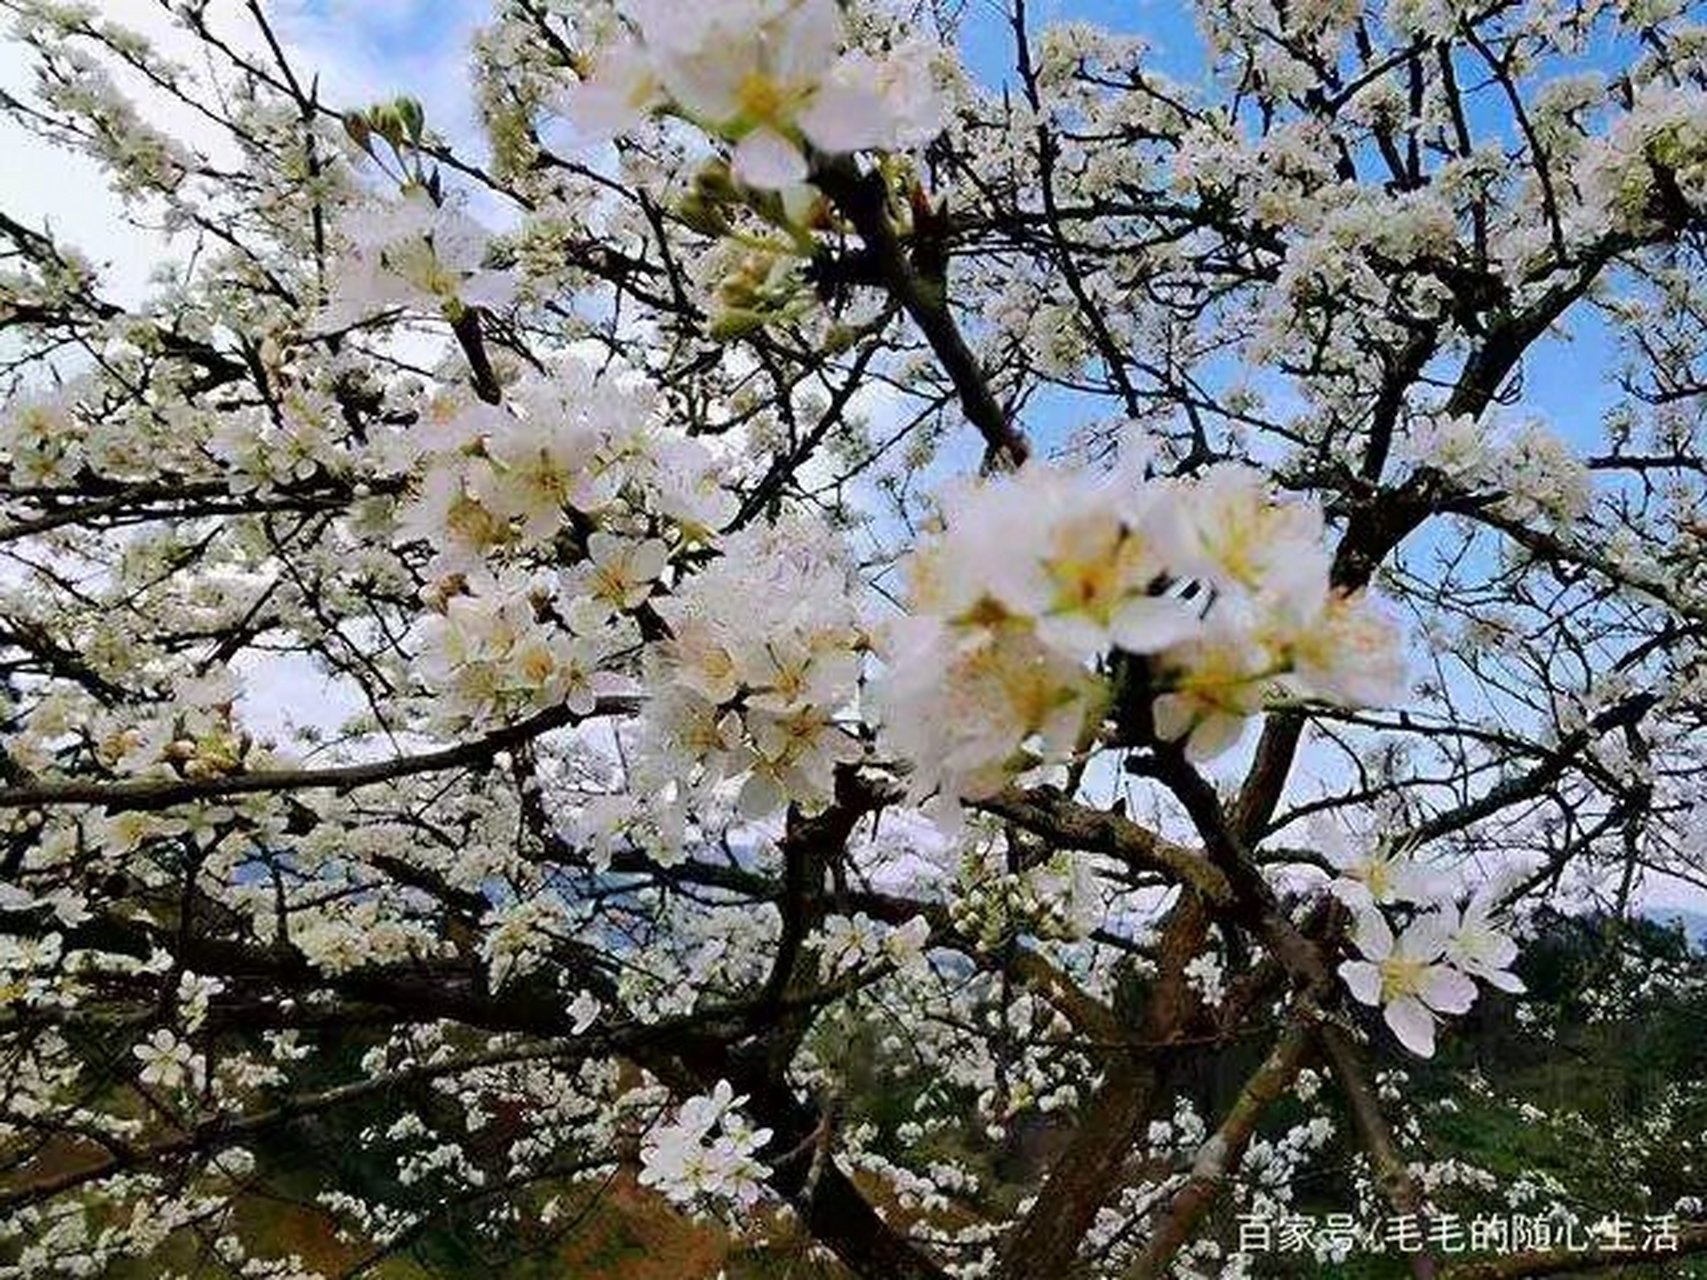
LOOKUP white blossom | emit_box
[1339,911,1478,1057]
[638,1079,773,1210]
[562,0,943,190]
[132,1029,203,1091]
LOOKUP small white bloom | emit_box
[323,190,515,327]
[1168,465,1330,608]
[562,532,670,621]
[564,0,944,191]
[639,1079,773,1210]
[1314,817,1439,911]
[1149,624,1272,762]
[1338,911,1478,1057]
[133,1028,202,1091]
[568,990,602,1034]
[1441,887,1525,994]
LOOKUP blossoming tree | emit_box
[2,0,1706,1276]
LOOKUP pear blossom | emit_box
[563,0,943,189]
[560,533,670,621]
[815,912,884,976]
[133,1029,202,1090]
[417,584,630,725]
[740,702,861,815]
[1339,912,1479,1057]
[1492,422,1592,527]
[476,415,614,543]
[0,930,62,976]
[323,190,515,328]
[1314,818,1439,912]
[639,1079,773,1210]
[399,458,514,573]
[1148,624,1273,761]
[557,38,662,140]
[800,40,942,153]
[481,898,567,989]
[816,912,932,977]
[874,456,1404,803]
[647,436,740,538]
[883,914,932,969]
[1271,590,1408,707]
[554,624,637,718]
[874,615,1097,807]
[577,788,690,870]
[1441,888,1526,993]
[740,635,860,716]
[654,615,743,706]
[968,466,1199,659]
[634,513,864,816]
[636,687,754,787]
[1401,412,1490,482]
[1167,465,1330,609]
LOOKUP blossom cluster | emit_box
[632,513,866,818]
[398,360,728,572]
[1402,413,1591,527]
[1325,825,1525,1057]
[403,358,734,730]
[813,911,931,978]
[322,189,517,329]
[562,0,943,191]
[637,1079,773,1212]
[873,457,1406,813]
[399,363,872,842]
[949,838,1103,948]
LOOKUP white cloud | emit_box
[0,0,489,306]
[268,0,490,145]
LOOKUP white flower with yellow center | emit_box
[133,1028,203,1091]
[561,532,669,621]
[1027,480,1200,660]
[1314,817,1438,912]
[1270,589,1408,707]
[874,615,1095,808]
[477,416,612,543]
[325,190,515,328]
[1149,625,1274,761]
[566,0,944,190]
[1441,887,1526,993]
[639,1079,773,1210]
[1170,464,1330,607]
[1339,911,1478,1058]
[742,701,860,815]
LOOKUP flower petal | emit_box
[737,769,785,818]
[1339,959,1382,1006]
[1418,964,1478,1015]
[1109,595,1203,654]
[1351,908,1394,961]
[1483,967,1526,994]
[1330,878,1375,913]
[797,76,888,153]
[1396,911,1450,963]
[731,128,809,190]
[1384,995,1437,1057]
